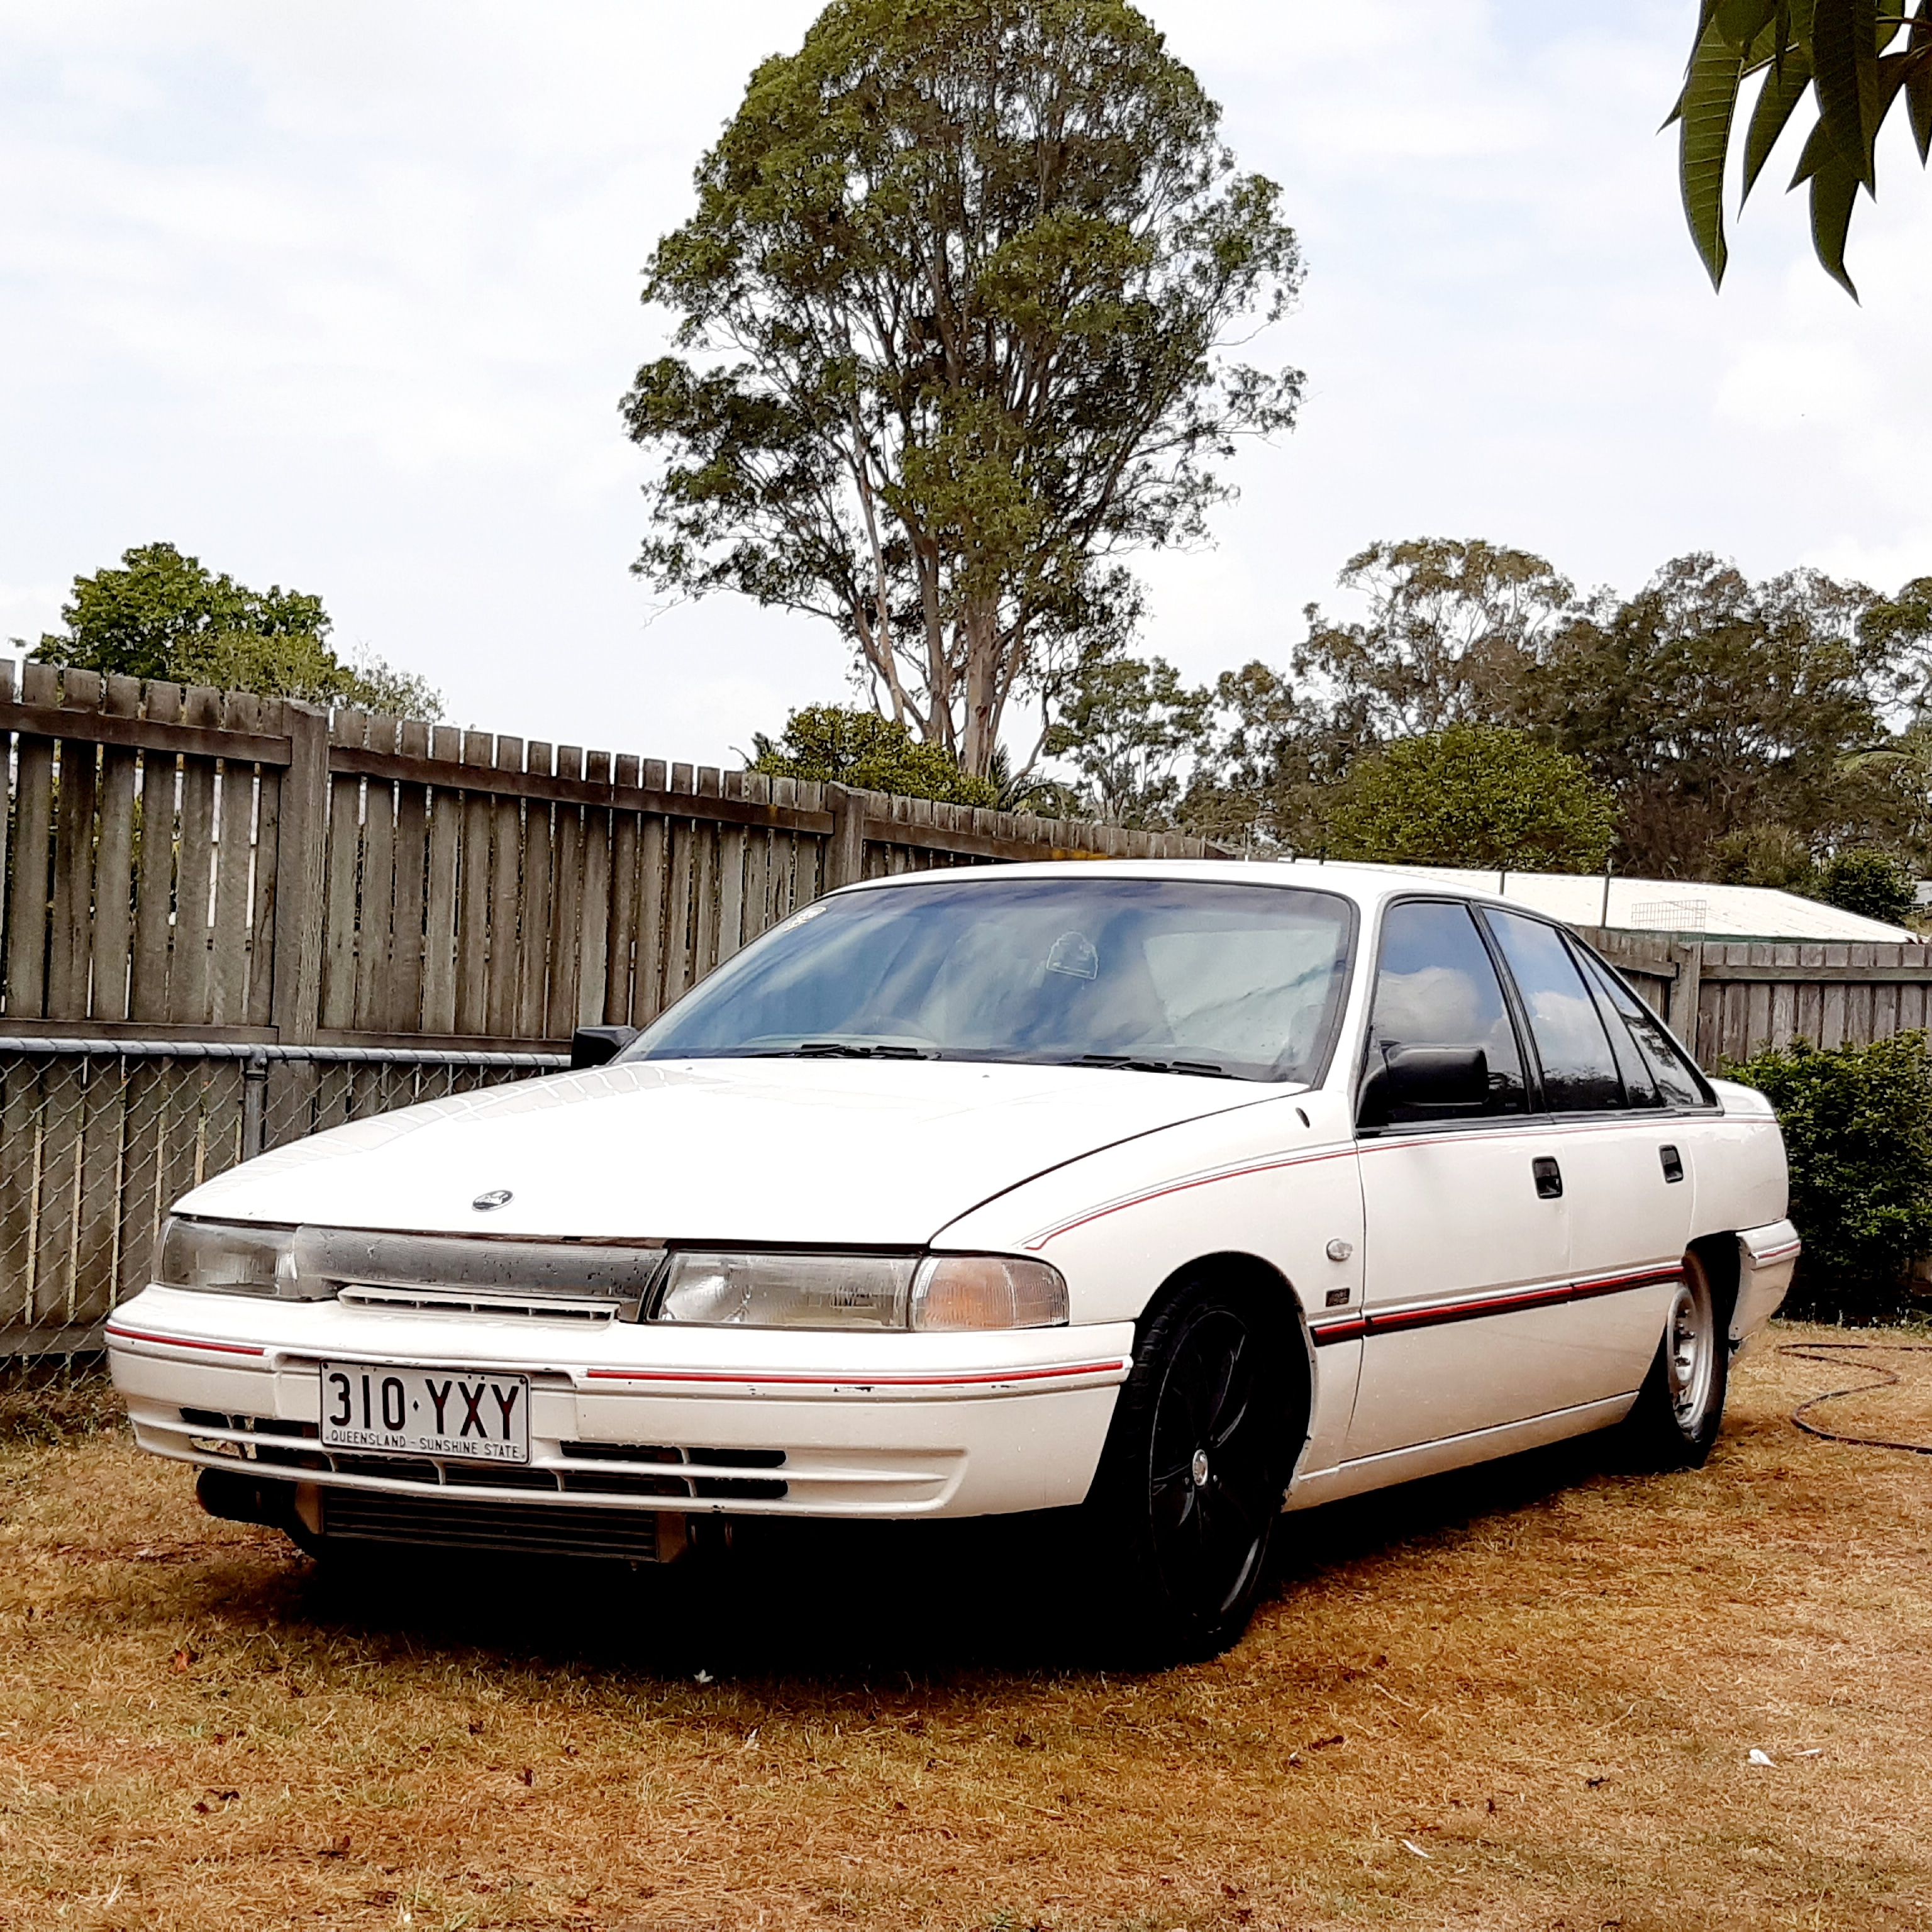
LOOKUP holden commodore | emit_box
[106,863,1797,1657]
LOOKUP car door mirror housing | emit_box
[570,1025,640,1070]
[1359,1045,1491,1128]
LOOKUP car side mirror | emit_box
[570,1025,639,1070]
[1358,1045,1491,1128]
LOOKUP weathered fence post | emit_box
[824,784,868,891]
[241,1049,269,1160]
[1672,941,1703,1064]
[269,701,330,1044]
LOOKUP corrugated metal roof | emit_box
[1304,861,1919,943]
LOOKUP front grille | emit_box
[321,1489,663,1560]
[335,1285,626,1323]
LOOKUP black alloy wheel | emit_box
[1085,1280,1296,1661]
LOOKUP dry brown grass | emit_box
[1,1324,1929,1932]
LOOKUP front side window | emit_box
[1484,909,1626,1112]
[626,877,1354,1084]
[1365,900,1528,1115]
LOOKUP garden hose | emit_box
[1777,1340,1932,1457]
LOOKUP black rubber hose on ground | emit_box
[1776,1341,1932,1456]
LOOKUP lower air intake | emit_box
[320,1489,666,1562]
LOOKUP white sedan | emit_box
[107,862,1797,1657]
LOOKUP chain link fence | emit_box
[0,1040,566,1358]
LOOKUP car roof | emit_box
[834,857,1532,919]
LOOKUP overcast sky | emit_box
[1,1,1926,767]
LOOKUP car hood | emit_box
[177,1058,1289,1246]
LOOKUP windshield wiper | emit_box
[1064,1053,1231,1078]
[758,1042,938,1060]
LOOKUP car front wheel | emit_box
[1083,1279,1296,1661]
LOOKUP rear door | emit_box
[1480,910,1692,1404]
[1346,899,1571,1459]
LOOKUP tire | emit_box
[1082,1277,1297,1662]
[1620,1250,1729,1469]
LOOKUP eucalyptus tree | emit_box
[625,0,1301,777]
[1672,0,1931,295]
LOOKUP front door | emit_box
[1346,899,1572,1460]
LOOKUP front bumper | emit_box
[106,1287,1133,1531]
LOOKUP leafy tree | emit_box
[1818,845,1920,922]
[1167,541,1928,877]
[1044,652,1213,826]
[1324,723,1617,873]
[1536,555,1904,876]
[26,541,440,716]
[1709,823,1822,892]
[1724,1032,1932,1317]
[1296,537,1573,743]
[1670,0,1932,296]
[625,0,1301,777]
[748,703,1001,805]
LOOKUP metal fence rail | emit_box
[0,1038,565,1357]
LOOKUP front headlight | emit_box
[648,1250,1068,1331]
[157,1217,314,1299]
[652,1252,918,1330]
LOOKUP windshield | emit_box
[626,875,1355,1083]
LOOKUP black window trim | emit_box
[1477,904,1637,1119]
[1565,933,1719,1113]
[1564,929,1667,1111]
[1353,894,1545,1137]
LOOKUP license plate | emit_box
[319,1362,531,1465]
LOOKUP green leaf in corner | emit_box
[1909,47,1932,162]
[1807,149,1864,294]
[1718,0,1779,45]
[1680,16,1750,286]
[1905,3,1932,160]
[1743,46,1815,196]
[1789,108,1838,182]
[1812,0,1881,182]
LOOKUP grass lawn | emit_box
[0,1322,1928,1931]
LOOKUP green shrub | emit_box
[748,704,1001,807]
[1723,1032,1932,1321]
[1816,848,1919,928]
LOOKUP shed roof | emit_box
[1298,861,1919,943]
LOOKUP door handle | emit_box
[1660,1143,1684,1184]
[1531,1155,1563,1199]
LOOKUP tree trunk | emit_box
[958,599,1004,778]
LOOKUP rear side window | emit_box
[1484,909,1625,1112]
[1367,901,1528,1114]
[1570,943,1714,1109]
[1562,935,1662,1107]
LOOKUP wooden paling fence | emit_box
[1579,928,1932,1069]
[0,660,1221,1049]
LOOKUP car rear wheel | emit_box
[1083,1279,1294,1661]
[1620,1249,1729,1468]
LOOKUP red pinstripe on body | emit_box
[1307,1262,1684,1346]
[104,1326,267,1357]
[582,1360,1130,1388]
